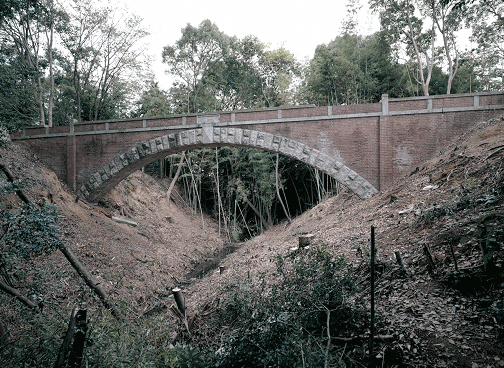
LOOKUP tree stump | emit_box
[299,234,314,248]
[172,287,185,315]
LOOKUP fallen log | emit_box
[0,163,30,204]
[58,244,123,321]
[1,162,123,321]
[111,216,138,227]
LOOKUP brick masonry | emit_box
[11,92,504,202]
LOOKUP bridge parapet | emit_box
[12,92,504,141]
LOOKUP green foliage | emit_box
[132,81,171,118]
[169,344,209,368]
[0,125,11,148]
[466,0,504,91]
[0,202,63,258]
[85,313,174,367]
[0,307,203,368]
[0,177,33,195]
[0,48,40,131]
[157,147,339,240]
[162,20,230,114]
[0,309,67,367]
[213,246,365,367]
[301,31,407,106]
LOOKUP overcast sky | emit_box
[114,0,380,89]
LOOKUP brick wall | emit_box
[13,92,504,199]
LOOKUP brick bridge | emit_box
[12,92,504,203]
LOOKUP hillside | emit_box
[1,114,503,367]
[0,143,228,318]
[183,115,504,367]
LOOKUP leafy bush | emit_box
[0,125,10,148]
[213,246,366,367]
[1,202,64,259]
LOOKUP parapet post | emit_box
[378,94,390,192]
[381,94,389,116]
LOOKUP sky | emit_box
[113,0,380,89]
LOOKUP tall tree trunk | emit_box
[167,152,185,206]
[46,15,54,127]
[186,157,205,229]
[244,198,269,230]
[276,153,291,224]
[215,148,229,237]
[37,75,45,125]
[405,13,433,96]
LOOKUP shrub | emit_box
[213,246,366,367]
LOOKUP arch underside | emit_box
[78,127,378,202]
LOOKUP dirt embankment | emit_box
[0,143,228,317]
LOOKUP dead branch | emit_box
[111,216,138,226]
[0,278,39,311]
[331,335,394,344]
[0,163,30,204]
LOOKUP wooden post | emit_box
[423,244,436,271]
[394,251,409,275]
[54,308,77,368]
[172,287,185,315]
[450,244,459,272]
[369,226,375,362]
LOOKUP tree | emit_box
[302,31,405,105]
[132,81,171,118]
[214,35,267,110]
[427,0,464,94]
[467,0,504,91]
[162,20,230,114]
[60,0,150,122]
[0,46,39,131]
[371,0,438,96]
[0,0,48,123]
[258,47,300,107]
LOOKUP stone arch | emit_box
[78,127,378,202]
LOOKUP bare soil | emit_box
[1,114,504,367]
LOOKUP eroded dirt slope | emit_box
[0,144,226,317]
